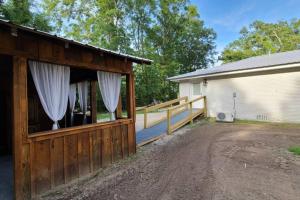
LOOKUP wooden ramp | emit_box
[136,96,206,146]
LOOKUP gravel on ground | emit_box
[42,121,300,200]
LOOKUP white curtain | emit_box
[29,61,70,130]
[77,81,89,124]
[68,84,77,126]
[97,71,121,120]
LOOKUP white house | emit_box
[168,50,300,123]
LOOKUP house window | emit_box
[97,75,128,122]
[193,83,201,95]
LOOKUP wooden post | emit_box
[90,81,97,123]
[189,102,193,124]
[126,67,137,152]
[167,109,171,134]
[126,72,134,120]
[144,108,147,129]
[185,96,189,111]
[13,56,30,200]
[203,96,207,117]
[116,94,123,119]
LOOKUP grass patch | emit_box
[232,119,300,128]
[288,146,300,155]
[136,109,163,114]
[97,112,128,120]
[97,113,110,120]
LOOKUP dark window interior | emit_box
[0,55,13,156]
[0,54,14,200]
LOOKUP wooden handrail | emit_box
[167,96,206,134]
[145,96,188,112]
[168,96,205,112]
[142,96,188,129]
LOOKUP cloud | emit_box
[211,2,256,31]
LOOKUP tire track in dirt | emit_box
[42,123,300,200]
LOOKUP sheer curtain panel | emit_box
[77,81,89,124]
[97,71,121,120]
[68,84,77,126]
[29,61,70,130]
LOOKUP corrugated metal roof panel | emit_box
[0,19,152,64]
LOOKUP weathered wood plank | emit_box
[78,133,90,176]
[51,137,65,187]
[127,123,136,154]
[112,126,122,161]
[102,128,112,167]
[34,140,51,194]
[92,130,102,171]
[64,135,79,182]
[122,125,129,157]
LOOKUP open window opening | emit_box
[0,55,14,200]
[27,61,131,134]
[97,75,128,122]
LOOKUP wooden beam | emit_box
[90,81,97,123]
[126,72,135,120]
[116,94,123,119]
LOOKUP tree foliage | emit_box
[1,0,216,106]
[0,0,52,31]
[221,19,300,63]
[42,0,216,105]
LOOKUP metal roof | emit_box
[0,19,152,65]
[168,49,300,81]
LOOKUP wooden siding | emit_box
[13,56,136,198]
[0,25,132,74]
[5,25,137,200]
[179,68,300,123]
[27,121,135,196]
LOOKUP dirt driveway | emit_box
[43,122,300,200]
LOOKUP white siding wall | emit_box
[179,81,204,109]
[179,70,300,123]
[179,82,192,99]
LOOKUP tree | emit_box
[43,0,131,52]
[221,19,300,63]
[43,0,216,105]
[0,0,52,32]
[146,1,216,101]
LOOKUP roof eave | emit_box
[168,62,300,82]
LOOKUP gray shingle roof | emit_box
[168,50,300,81]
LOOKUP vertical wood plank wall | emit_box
[13,59,136,198]
[28,122,136,196]
[1,25,139,200]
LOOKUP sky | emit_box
[191,0,300,55]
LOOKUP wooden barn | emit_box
[0,19,151,199]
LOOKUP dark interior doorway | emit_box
[0,54,14,200]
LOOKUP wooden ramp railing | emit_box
[138,96,207,135]
[167,96,207,134]
[139,96,188,129]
